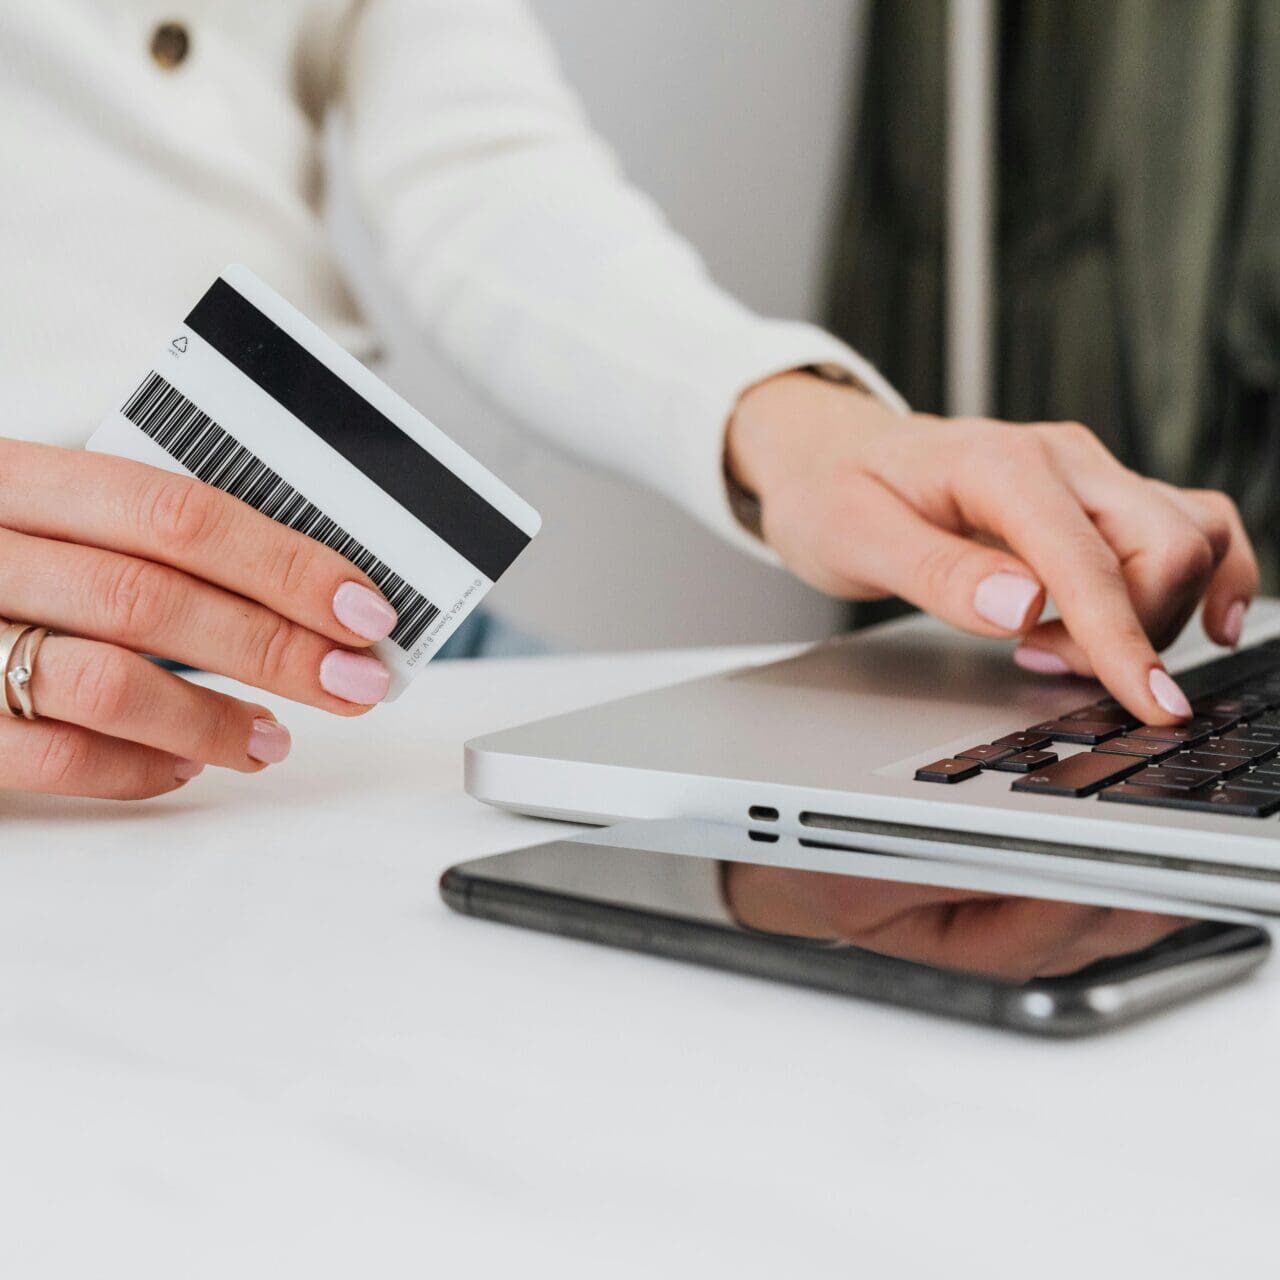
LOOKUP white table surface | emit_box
[2,644,1276,1277]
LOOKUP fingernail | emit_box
[247,717,292,764]
[974,572,1041,632]
[174,758,204,781]
[1014,646,1071,675]
[333,582,397,642]
[320,649,391,705]
[1149,668,1192,719]
[1223,599,1247,648]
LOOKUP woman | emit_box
[0,0,1256,799]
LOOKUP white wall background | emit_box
[334,0,867,651]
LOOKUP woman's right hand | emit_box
[727,374,1261,724]
[0,439,402,800]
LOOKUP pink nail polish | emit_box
[247,717,292,764]
[1223,599,1247,648]
[1149,668,1192,719]
[174,758,204,781]
[1014,646,1071,675]
[320,649,391,705]
[333,582,398,642]
[974,572,1041,632]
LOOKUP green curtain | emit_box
[828,0,1280,589]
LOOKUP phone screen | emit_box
[443,828,1270,1031]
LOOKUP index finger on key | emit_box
[952,437,1191,724]
[0,441,399,646]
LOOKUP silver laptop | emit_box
[466,600,1280,913]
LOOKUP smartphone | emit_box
[440,825,1270,1036]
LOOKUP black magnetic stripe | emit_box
[185,278,530,581]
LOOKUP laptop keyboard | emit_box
[914,636,1280,818]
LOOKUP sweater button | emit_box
[149,21,190,69]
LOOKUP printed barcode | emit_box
[121,371,441,652]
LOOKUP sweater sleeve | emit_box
[340,0,905,560]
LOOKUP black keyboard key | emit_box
[1196,788,1280,816]
[1128,721,1215,746]
[1217,728,1280,751]
[992,731,1053,752]
[915,759,982,783]
[1226,769,1280,794]
[1198,692,1273,712]
[956,744,1014,765]
[1173,648,1280,702]
[1202,714,1246,733]
[1011,752,1144,797]
[991,749,1059,772]
[1092,736,1180,761]
[1232,693,1280,712]
[1129,764,1221,790]
[1026,720,1125,745]
[1175,751,1249,778]
[1225,707,1278,726]
[1102,782,1280,818]
[1230,722,1280,743]
[1192,697,1252,721]
[1200,736,1279,762]
[1100,781,1201,809]
[1063,705,1136,727]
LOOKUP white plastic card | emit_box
[89,265,541,699]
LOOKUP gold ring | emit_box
[0,622,49,721]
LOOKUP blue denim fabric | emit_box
[435,610,548,660]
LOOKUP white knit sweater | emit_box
[1,0,902,556]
